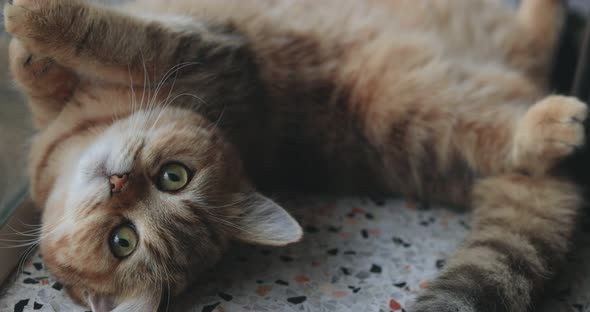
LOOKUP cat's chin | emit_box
[64,286,116,312]
[85,291,116,312]
[87,291,162,312]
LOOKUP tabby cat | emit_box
[4,0,588,311]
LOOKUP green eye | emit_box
[109,224,138,259]
[157,162,190,192]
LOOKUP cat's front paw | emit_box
[513,95,587,174]
[4,0,46,36]
[4,0,87,57]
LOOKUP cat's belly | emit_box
[242,124,392,195]
[239,117,475,207]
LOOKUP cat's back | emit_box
[131,0,518,60]
[128,0,533,104]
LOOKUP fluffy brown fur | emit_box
[3,0,588,311]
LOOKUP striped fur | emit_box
[3,0,587,311]
[412,175,582,312]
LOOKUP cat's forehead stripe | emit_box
[35,116,116,201]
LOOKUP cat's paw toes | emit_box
[3,2,29,35]
[514,95,587,173]
[4,0,83,55]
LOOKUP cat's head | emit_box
[33,106,302,311]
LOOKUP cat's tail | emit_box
[409,174,583,312]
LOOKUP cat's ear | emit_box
[232,193,303,246]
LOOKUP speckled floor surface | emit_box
[1,197,590,312]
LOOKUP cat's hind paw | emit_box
[513,95,587,174]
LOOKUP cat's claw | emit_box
[513,95,588,174]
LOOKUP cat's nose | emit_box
[109,174,129,193]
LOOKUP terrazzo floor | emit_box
[1,197,590,312]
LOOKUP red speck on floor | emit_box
[389,299,402,310]
[351,207,366,214]
[369,229,381,236]
[405,200,417,210]
[332,290,348,298]
[256,285,272,296]
[295,275,310,283]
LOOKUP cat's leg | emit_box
[8,38,79,128]
[462,94,587,177]
[3,0,254,88]
[518,0,564,51]
[511,0,565,86]
[409,174,583,312]
[378,94,586,204]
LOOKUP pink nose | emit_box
[109,174,128,193]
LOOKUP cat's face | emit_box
[35,107,302,311]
